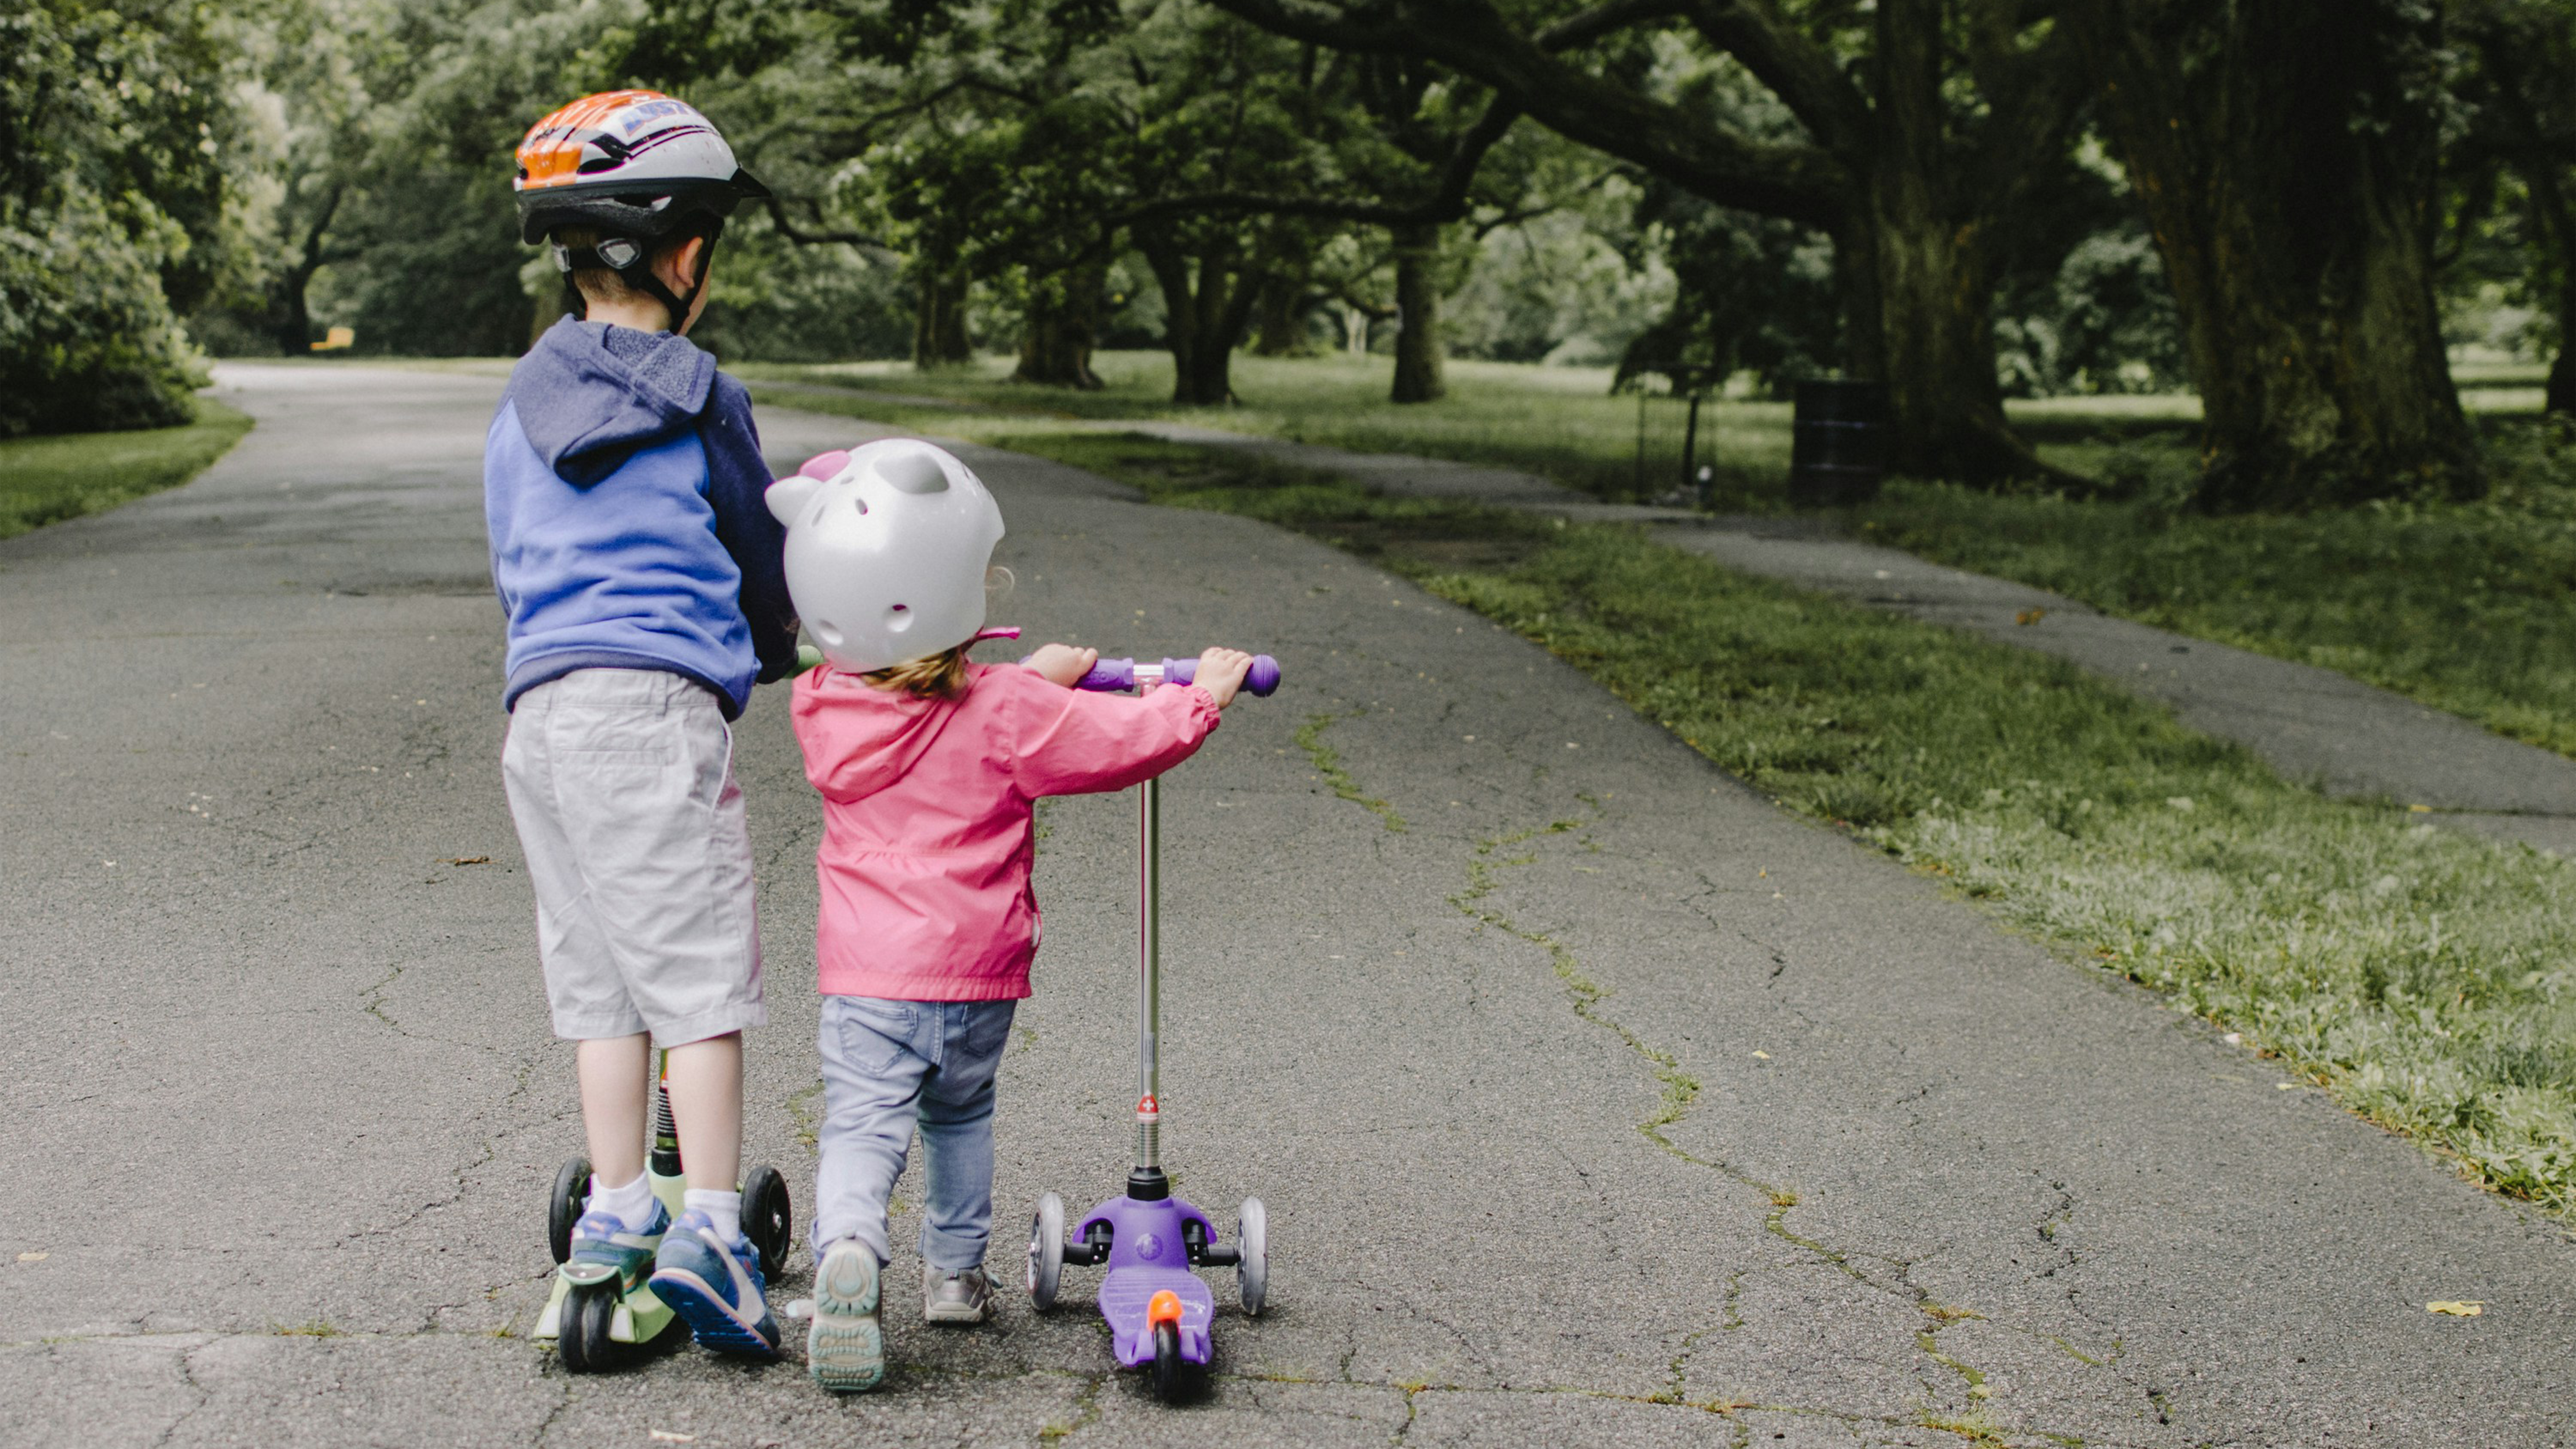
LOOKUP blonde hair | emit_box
[863,644,971,699]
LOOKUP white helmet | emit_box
[766,440,1006,673]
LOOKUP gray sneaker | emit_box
[806,1242,885,1392]
[922,1265,995,1325]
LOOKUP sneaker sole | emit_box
[650,1269,782,1360]
[922,1299,991,1325]
[808,1251,885,1392]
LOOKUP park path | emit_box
[1,363,2570,1449]
[1120,421,2576,856]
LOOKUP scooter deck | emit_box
[1079,1194,1219,1366]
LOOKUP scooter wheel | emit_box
[742,1164,794,1278]
[1236,1196,1269,1317]
[1027,1192,1064,1310]
[556,1279,621,1375]
[547,1156,592,1266]
[1150,1321,1189,1401]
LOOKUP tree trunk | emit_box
[1140,228,1255,406]
[1390,222,1447,405]
[2071,0,2481,508]
[268,184,343,356]
[1012,262,1105,389]
[1859,0,2071,483]
[911,259,972,368]
[1251,272,1312,356]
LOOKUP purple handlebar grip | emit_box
[1074,658,1137,692]
[1061,653,1281,696]
[1158,656,1281,697]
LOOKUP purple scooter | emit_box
[1025,651,1281,1401]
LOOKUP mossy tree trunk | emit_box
[1389,221,1446,404]
[911,256,973,369]
[2071,0,2481,508]
[1012,261,1105,389]
[1139,226,1262,406]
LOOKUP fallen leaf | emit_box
[2015,608,2047,626]
[17,1252,46,1263]
[2427,1300,2484,1317]
[649,1433,698,1444]
[1752,1050,1772,1060]
[2409,804,2433,813]
[2276,1082,2298,1091]
[440,856,489,866]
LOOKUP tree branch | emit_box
[1205,0,1845,225]
[761,197,890,250]
[1682,0,1872,160]
[1536,0,1689,51]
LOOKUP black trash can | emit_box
[1789,379,1887,506]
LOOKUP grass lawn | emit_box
[743,351,2576,758]
[991,430,2576,1219]
[0,398,255,541]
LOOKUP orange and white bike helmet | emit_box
[514,90,771,326]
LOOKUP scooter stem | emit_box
[1132,775,1167,1198]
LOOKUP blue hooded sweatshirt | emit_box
[484,317,797,719]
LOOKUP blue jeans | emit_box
[814,995,1018,1272]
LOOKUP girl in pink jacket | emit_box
[764,439,1252,1392]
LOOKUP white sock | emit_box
[685,1187,743,1243]
[590,1172,656,1232]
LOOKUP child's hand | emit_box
[1024,643,1099,688]
[1192,647,1254,709]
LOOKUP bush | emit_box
[0,187,207,437]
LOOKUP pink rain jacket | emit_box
[790,662,1221,1001]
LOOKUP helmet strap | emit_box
[552,220,722,333]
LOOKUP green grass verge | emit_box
[999,429,2576,1218]
[746,353,2576,759]
[0,398,254,541]
[1855,427,2576,758]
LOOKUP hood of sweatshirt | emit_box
[505,316,718,488]
[792,664,983,802]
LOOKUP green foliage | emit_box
[0,185,209,434]
[0,0,238,432]
[1018,430,2576,1218]
[1993,224,2191,397]
[692,216,911,362]
[0,397,251,538]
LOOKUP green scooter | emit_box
[534,1051,794,1371]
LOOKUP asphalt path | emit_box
[4,363,2571,1448]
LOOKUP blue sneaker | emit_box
[650,1209,781,1358]
[565,1199,669,1293]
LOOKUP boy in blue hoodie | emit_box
[487,91,793,1359]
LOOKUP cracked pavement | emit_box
[3,363,2571,1448]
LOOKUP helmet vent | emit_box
[878,452,949,495]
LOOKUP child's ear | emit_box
[765,473,822,527]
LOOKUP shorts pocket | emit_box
[552,705,681,764]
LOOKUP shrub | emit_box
[0,187,207,436]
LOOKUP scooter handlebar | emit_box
[1073,654,1280,697]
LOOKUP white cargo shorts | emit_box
[501,667,766,1044]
